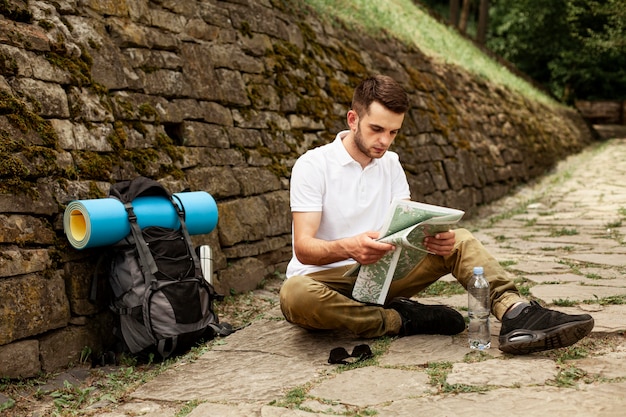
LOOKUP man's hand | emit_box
[424,230,456,256]
[348,232,396,265]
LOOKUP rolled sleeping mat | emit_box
[63,191,218,250]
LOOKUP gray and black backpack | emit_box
[93,177,232,359]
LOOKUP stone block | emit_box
[63,260,100,316]
[0,272,70,345]
[10,78,69,118]
[39,318,114,372]
[0,340,40,379]
[182,121,230,148]
[186,166,241,199]
[217,196,270,246]
[0,214,56,245]
[232,167,281,196]
[0,247,51,278]
[217,256,266,294]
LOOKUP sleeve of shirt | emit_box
[290,151,325,212]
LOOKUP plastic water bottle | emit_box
[468,266,491,350]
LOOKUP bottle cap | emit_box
[473,266,484,275]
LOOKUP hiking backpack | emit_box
[93,177,232,359]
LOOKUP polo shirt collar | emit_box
[334,130,379,168]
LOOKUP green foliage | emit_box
[420,280,466,297]
[0,397,15,412]
[584,294,626,305]
[175,400,200,417]
[426,360,489,393]
[549,227,579,237]
[50,380,95,414]
[553,298,577,307]
[550,365,588,387]
[488,0,626,102]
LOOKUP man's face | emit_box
[350,101,405,160]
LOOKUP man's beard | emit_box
[354,125,384,159]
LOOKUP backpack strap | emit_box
[208,322,236,337]
[157,336,178,359]
[110,177,169,283]
[124,201,159,281]
[170,194,203,279]
[89,252,108,303]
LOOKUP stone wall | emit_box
[575,100,625,125]
[0,0,595,377]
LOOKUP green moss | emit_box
[155,132,183,163]
[332,44,367,77]
[22,145,59,177]
[74,151,113,180]
[126,148,159,176]
[131,121,148,135]
[88,181,106,199]
[104,121,174,178]
[138,103,159,122]
[159,164,185,180]
[0,149,29,178]
[271,42,302,70]
[0,90,61,195]
[113,96,136,120]
[327,78,354,106]
[37,20,54,31]
[0,0,32,22]
[257,146,290,178]
[87,38,100,50]
[140,65,159,74]
[0,50,18,76]
[0,91,59,147]
[107,121,127,153]
[239,21,253,38]
[295,96,331,120]
[46,50,92,87]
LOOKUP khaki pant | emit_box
[280,228,525,338]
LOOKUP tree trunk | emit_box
[459,0,472,33]
[450,0,460,26]
[477,0,489,44]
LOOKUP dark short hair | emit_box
[352,75,409,115]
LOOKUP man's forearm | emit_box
[294,237,351,266]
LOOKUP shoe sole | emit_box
[498,317,594,355]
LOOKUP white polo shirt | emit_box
[286,130,411,277]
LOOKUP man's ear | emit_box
[347,109,358,130]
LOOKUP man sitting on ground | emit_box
[279,74,594,354]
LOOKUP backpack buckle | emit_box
[123,202,138,222]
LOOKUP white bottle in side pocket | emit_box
[198,245,213,285]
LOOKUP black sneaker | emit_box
[387,297,465,336]
[498,301,594,355]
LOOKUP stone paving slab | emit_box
[446,357,556,386]
[90,139,626,417]
[94,401,179,417]
[133,349,317,403]
[309,367,431,407]
[555,304,626,333]
[131,320,368,403]
[531,282,626,302]
[374,382,626,417]
[379,335,468,366]
[565,253,626,266]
